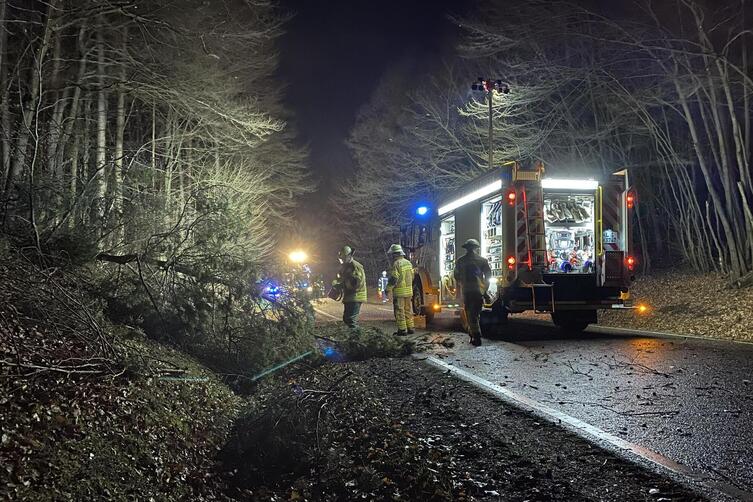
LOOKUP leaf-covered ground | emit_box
[0,257,244,501]
[599,270,753,341]
[0,330,243,501]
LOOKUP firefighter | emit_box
[387,244,414,336]
[453,239,491,347]
[378,270,389,303]
[333,245,367,328]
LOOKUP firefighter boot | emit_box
[470,334,482,347]
[407,329,415,334]
[394,330,407,336]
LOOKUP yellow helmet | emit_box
[388,244,405,256]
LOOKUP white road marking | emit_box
[420,354,751,501]
[313,307,339,320]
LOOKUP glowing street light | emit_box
[288,250,308,263]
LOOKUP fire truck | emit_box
[405,162,636,333]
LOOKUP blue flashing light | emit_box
[323,346,336,358]
[416,206,429,216]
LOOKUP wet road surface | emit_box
[313,299,753,499]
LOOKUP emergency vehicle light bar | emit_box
[438,180,503,215]
[541,178,599,190]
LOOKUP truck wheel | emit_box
[480,301,509,339]
[492,300,509,324]
[411,282,422,316]
[558,321,589,333]
[551,311,593,334]
[411,279,435,326]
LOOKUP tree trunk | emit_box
[95,16,107,221]
[80,94,92,225]
[113,26,127,223]
[46,19,66,181]
[55,23,88,180]
[6,0,59,193]
[0,0,8,191]
[151,103,156,190]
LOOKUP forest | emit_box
[0,0,315,387]
[2,0,753,499]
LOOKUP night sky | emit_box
[276,0,464,271]
[278,0,463,201]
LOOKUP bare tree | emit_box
[341,0,753,284]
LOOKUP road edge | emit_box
[417,353,752,502]
[513,316,753,346]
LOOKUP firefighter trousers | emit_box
[342,302,362,328]
[463,291,484,337]
[393,296,414,332]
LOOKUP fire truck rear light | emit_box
[626,256,636,271]
[507,190,516,205]
[507,256,516,270]
[432,303,441,311]
[627,192,635,209]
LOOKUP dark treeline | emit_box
[0,0,309,260]
[0,0,313,376]
[338,0,753,285]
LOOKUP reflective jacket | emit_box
[338,259,367,303]
[389,257,414,298]
[454,251,491,295]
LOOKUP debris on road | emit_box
[221,357,705,501]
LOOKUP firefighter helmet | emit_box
[388,244,405,256]
[462,238,481,249]
[338,245,354,259]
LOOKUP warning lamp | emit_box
[637,304,649,315]
[507,190,516,206]
[432,303,441,312]
[507,256,516,270]
[626,192,636,209]
[626,256,636,271]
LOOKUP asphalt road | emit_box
[313,299,753,500]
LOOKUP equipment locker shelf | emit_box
[439,215,456,303]
[481,195,504,297]
[543,192,596,274]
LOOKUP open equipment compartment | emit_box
[481,195,504,297]
[543,191,596,274]
[439,214,456,304]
